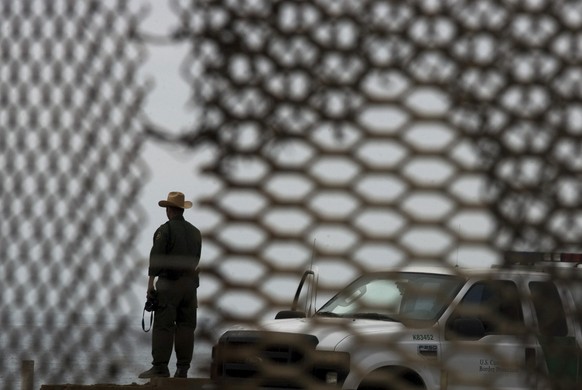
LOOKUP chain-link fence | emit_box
[3,0,582,389]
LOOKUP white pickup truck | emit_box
[211,252,582,389]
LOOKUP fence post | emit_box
[21,360,34,390]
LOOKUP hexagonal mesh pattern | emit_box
[1,1,147,387]
[171,0,582,310]
[169,0,582,388]
[3,0,582,388]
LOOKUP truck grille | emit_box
[211,330,320,386]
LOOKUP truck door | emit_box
[441,279,533,389]
[528,280,581,388]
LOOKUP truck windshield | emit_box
[316,272,463,324]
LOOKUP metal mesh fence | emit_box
[2,0,582,389]
[1,0,147,387]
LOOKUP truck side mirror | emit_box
[452,317,486,340]
[275,310,307,319]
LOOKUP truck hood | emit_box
[255,317,406,350]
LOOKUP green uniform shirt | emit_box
[148,215,201,280]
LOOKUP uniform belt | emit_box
[159,269,197,280]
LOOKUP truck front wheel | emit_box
[358,367,426,390]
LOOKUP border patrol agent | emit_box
[139,192,202,379]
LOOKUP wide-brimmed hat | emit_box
[158,191,192,209]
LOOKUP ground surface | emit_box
[40,378,214,390]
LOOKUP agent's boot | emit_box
[174,367,189,378]
[138,365,170,379]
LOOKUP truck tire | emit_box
[358,367,426,390]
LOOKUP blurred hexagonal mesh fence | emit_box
[2,0,582,389]
[172,0,582,389]
[0,0,148,387]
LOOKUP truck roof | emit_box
[372,259,582,280]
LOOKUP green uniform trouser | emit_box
[152,275,198,369]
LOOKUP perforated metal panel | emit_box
[1,0,147,386]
